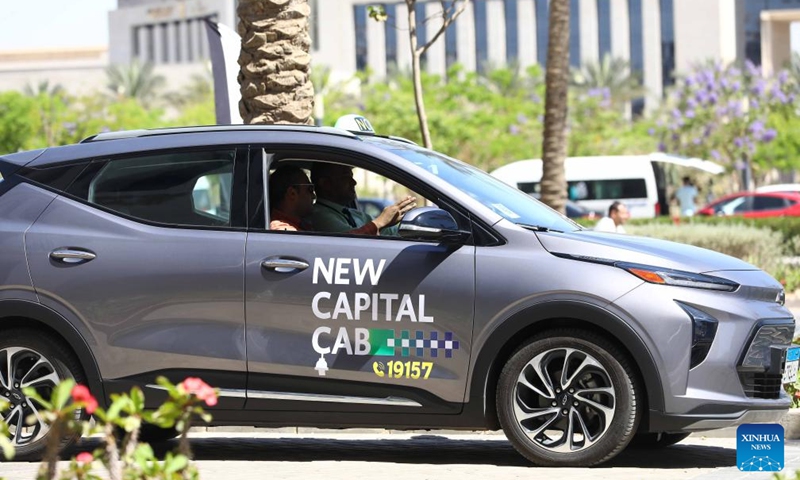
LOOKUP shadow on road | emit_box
[61,435,736,469]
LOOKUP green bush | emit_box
[626,223,784,273]
[629,216,800,255]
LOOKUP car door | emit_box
[243,150,475,413]
[25,147,249,408]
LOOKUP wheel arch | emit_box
[0,299,105,405]
[469,301,664,430]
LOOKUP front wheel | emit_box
[0,329,87,460]
[496,330,640,466]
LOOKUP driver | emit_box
[309,163,416,235]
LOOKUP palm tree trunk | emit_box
[237,0,315,125]
[407,1,433,149]
[540,0,570,214]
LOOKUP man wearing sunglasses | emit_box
[310,163,415,235]
[269,165,414,234]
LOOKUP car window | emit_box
[520,179,647,201]
[0,172,3,183]
[717,196,750,215]
[264,159,445,238]
[366,137,579,232]
[82,149,236,227]
[752,196,787,211]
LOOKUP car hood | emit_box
[536,229,757,274]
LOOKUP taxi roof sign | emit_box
[334,115,376,135]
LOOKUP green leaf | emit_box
[367,6,388,22]
[133,442,155,463]
[164,453,189,474]
[52,379,76,410]
[122,416,141,433]
[20,388,51,411]
[106,395,129,420]
[0,437,14,460]
[130,386,145,412]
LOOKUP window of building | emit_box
[744,0,800,65]
[597,0,612,59]
[174,21,182,63]
[535,0,549,67]
[161,23,169,63]
[187,19,194,62]
[569,0,581,67]
[659,0,675,89]
[445,2,459,70]
[385,3,398,68]
[415,2,428,67]
[132,26,140,58]
[504,0,519,63]
[146,25,155,62]
[628,0,645,116]
[474,0,489,72]
[75,150,237,228]
[310,0,320,51]
[354,5,368,71]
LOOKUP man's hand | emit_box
[372,196,417,229]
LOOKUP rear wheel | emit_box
[138,424,179,443]
[0,329,86,460]
[496,330,640,466]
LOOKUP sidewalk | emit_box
[2,432,799,480]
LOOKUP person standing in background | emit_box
[675,176,699,217]
[594,201,630,234]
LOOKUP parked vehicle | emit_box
[490,153,724,219]
[755,183,800,195]
[697,191,800,218]
[0,117,793,467]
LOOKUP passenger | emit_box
[309,163,416,235]
[594,201,630,234]
[268,165,316,231]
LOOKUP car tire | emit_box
[137,424,179,444]
[496,329,640,467]
[0,328,87,460]
[628,432,691,449]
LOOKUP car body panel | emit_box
[25,194,247,406]
[0,183,56,302]
[244,231,476,407]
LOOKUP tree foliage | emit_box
[651,60,799,188]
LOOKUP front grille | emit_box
[737,322,794,399]
[738,371,784,399]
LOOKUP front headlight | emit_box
[552,253,740,292]
[616,262,739,292]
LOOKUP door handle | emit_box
[50,248,97,264]
[261,256,309,273]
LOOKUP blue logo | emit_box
[737,423,784,471]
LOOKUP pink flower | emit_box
[180,377,218,407]
[71,385,98,414]
[75,452,93,464]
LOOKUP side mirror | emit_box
[398,207,471,243]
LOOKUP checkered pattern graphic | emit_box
[383,330,460,358]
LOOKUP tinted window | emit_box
[753,196,787,211]
[716,196,751,215]
[517,179,648,201]
[80,150,236,227]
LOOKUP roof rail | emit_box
[80,125,358,143]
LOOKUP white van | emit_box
[490,153,724,218]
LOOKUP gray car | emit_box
[0,117,794,467]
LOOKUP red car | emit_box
[697,191,800,217]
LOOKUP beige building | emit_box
[0,0,798,110]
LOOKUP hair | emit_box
[682,176,691,184]
[310,162,352,185]
[608,201,624,216]
[269,165,308,208]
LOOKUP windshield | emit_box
[367,137,580,232]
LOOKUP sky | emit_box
[0,1,798,54]
[1,0,117,50]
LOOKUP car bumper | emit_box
[648,405,790,432]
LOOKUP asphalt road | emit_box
[1,432,798,480]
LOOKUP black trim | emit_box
[647,404,789,433]
[18,163,89,193]
[0,300,105,407]
[245,373,460,414]
[105,369,246,410]
[468,301,665,430]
